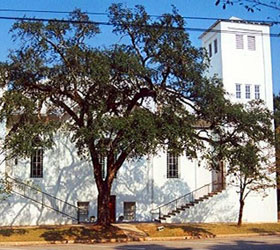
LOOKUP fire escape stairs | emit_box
[151,182,225,223]
[5,175,80,222]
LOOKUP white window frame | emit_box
[167,151,179,178]
[245,84,251,99]
[254,85,260,99]
[235,84,241,99]
[30,148,43,178]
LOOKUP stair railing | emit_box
[6,175,79,222]
[150,181,223,220]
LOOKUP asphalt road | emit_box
[0,235,280,250]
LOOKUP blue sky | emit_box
[0,0,279,94]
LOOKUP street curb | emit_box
[143,232,280,241]
[215,232,280,238]
[0,237,131,246]
[0,232,280,246]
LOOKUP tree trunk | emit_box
[237,197,245,226]
[88,143,126,226]
[97,183,112,226]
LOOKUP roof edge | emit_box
[199,18,271,39]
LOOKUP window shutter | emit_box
[236,34,244,49]
[248,36,256,50]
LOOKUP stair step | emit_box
[152,183,225,223]
[191,201,199,204]
[176,208,185,212]
[172,210,180,214]
[181,205,189,209]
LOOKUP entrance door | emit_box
[109,195,116,223]
[212,161,225,191]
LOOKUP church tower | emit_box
[200,17,273,111]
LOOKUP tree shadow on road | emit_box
[115,244,191,250]
[208,239,280,250]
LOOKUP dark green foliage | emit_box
[274,93,280,211]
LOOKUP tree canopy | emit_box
[0,4,275,225]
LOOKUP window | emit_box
[77,201,89,222]
[30,149,43,178]
[99,154,118,179]
[236,34,244,49]
[214,39,218,54]
[245,85,251,99]
[77,201,89,215]
[167,151,179,178]
[208,43,212,57]
[235,84,241,99]
[255,85,260,99]
[100,156,107,180]
[124,202,136,221]
[248,36,256,50]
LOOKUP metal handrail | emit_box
[151,183,210,213]
[6,176,78,209]
[6,175,79,221]
[150,181,223,217]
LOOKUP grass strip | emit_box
[136,223,280,238]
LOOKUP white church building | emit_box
[0,17,277,226]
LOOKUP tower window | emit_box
[208,43,212,57]
[245,85,251,99]
[167,151,179,178]
[236,84,241,99]
[248,36,256,50]
[214,39,218,54]
[30,149,43,178]
[255,85,260,99]
[236,34,244,49]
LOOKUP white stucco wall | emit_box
[0,130,277,225]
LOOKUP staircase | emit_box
[5,175,80,222]
[151,182,225,223]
